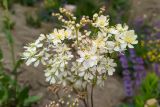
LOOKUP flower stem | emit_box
[56,93,62,107]
[91,85,94,107]
[82,99,88,107]
[76,28,79,46]
[11,44,15,68]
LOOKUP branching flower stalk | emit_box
[22,7,138,107]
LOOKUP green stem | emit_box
[91,85,94,107]
[76,28,79,46]
[10,44,15,68]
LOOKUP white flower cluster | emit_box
[22,8,138,89]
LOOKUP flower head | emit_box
[22,8,138,90]
[94,15,109,28]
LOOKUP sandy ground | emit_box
[131,0,160,22]
[0,0,160,106]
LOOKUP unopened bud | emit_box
[76,24,80,28]
[93,13,98,18]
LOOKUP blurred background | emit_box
[0,0,160,107]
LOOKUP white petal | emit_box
[79,71,85,77]
[77,58,84,63]
[50,77,56,84]
[84,73,88,80]
[26,58,36,66]
[121,43,127,49]
[128,44,134,48]
[114,46,120,51]
[133,40,138,44]
[34,60,39,67]
[46,76,51,82]
[45,72,50,77]
[83,61,90,69]
[108,70,113,76]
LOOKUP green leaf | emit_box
[2,0,8,9]
[134,95,145,107]
[0,73,11,85]
[0,86,9,106]
[140,73,159,99]
[17,87,29,104]
[134,72,159,107]
[24,95,41,106]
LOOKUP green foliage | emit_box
[108,0,131,24]
[0,0,13,9]
[3,15,16,65]
[72,0,105,18]
[0,70,41,107]
[0,48,3,71]
[120,73,160,107]
[2,15,15,30]
[119,104,135,107]
[134,73,159,107]
[0,2,41,106]
[0,30,41,107]
[0,48,3,61]
[38,0,62,22]
[39,0,130,24]
[44,0,61,10]
[26,14,41,28]
[39,0,104,21]
[16,0,37,6]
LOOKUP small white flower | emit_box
[121,30,138,48]
[64,28,73,39]
[108,27,118,34]
[77,48,98,69]
[105,41,115,53]
[105,57,117,75]
[94,15,109,28]
[93,32,107,49]
[35,34,46,45]
[116,24,128,32]
[48,29,65,45]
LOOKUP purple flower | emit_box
[119,54,134,97]
[135,57,144,64]
[129,49,146,87]
[120,55,129,69]
[122,69,130,75]
[129,49,136,58]
[123,70,133,97]
[133,17,144,28]
[155,32,160,38]
[154,63,160,76]
[133,65,145,71]
[153,21,160,29]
